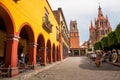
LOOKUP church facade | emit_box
[89,5,112,45]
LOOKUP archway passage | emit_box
[80,49,86,56]
[56,46,59,61]
[0,16,7,66]
[0,3,19,77]
[37,34,45,65]
[74,50,80,56]
[0,3,14,34]
[18,24,35,70]
[18,27,29,65]
[46,40,52,64]
[52,44,56,62]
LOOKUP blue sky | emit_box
[48,0,120,45]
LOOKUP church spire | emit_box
[89,20,94,30]
[98,4,103,18]
[90,21,93,28]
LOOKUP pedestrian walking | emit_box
[21,51,25,63]
[95,51,102,67]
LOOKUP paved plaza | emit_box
[24,57,120,80]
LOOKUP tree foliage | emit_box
[107,31,118,49]
[115,23,120,45]
[101,36,109,51]
[115,23,120,49]
[94,41,102,50]
[93,23,120,51]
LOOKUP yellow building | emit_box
[0,0,62,77]
[53,8,69,59]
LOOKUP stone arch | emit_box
[0,2,18,76]
[56,46,59,61]
[18,22,36,68]
[52,44,56,62]
[18,22,35,43]
[46,39,52,64]
[36,34,45,65]
[0,2,15,34]
[0,2,15,62]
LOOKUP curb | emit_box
[108,62,120,67]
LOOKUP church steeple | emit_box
[98,4,103,18]
[70,20,78,32]
[91,21,93,27]
[89,4,112,45]
[90,21,94,29]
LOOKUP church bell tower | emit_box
[69,20,81,56]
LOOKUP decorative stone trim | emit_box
[6,34,20,41]
[28,43,37,47]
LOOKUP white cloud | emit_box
[48,0,120,44]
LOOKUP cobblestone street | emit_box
[25,57,120,80]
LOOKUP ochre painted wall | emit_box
[0,0,59,47]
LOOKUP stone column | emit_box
[59,32,63,61]
[5,34,20,77]
[53,51,56,62]
[85,48,88,56]
[73,50,74,56]
[28,43,37,69]
[37,48,41,64]
[48,49,52,64]
[40,47,46,66]
[46,47,52,64]
[58,46,61,61]
[79,49,80,56]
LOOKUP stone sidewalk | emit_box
[0,58,68,80]
[25,57,120,80]
[1,57,120,80]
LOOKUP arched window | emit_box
[73,25,75,30]
[101,30,104,35]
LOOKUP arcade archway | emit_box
[46,40,52,64]
[37,34,45,65]
[18,23,35,69]
[0,3,18,76]
[0,16,7,65]
[52,44,56,62]
[56,46,59,61]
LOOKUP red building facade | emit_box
[69,20,81,56]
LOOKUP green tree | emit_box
[108,31,118,49]
[88,48,92,51]
[101,36,109,51]
[115,23,120,49]
[94,41,102,50]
